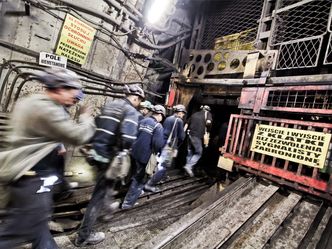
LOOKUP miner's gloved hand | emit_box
[106,149,131,184]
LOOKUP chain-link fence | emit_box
[271,0,332,70]
[277,36,323,69]
[279,0,308,8]
[324,10,332,65]
[272,1,331,45]
[324,34,332,65]
[200,0,263,49]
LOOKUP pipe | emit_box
[11,77,36,111]
[105,0,191,35]
[4,72,33,110]
[0,65,44,104]
[136,33,191,50]
[119,0,143,18]
[157,72,173,81]
[0,60,40,80]
[25,0,191,50]
[103,0,140,22]
[0,46,117,82]
[146,17,191,33]
[10,76,125,111]
[82,90,124,98]
[35,0,124,30]
[13,89,125,112]
[0,59,146,93]
[83,85,123,94]
[159,30,191,44]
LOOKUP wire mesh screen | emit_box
[271,0,332,70]
[279,0,308,8]
[276,36,322,69]
[267,90,332,109]
[271,1,331,45]
[200,0,264,49]
[324,10,332,65]
[324,33,332,65]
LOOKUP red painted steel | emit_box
[228,114,332,129]
[225,153,328,192]
[240,85,332,114]
[222,114,332,199]
[260,106,332,115]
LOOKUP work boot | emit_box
[121,201,140,210]
[184,165,194,177]
[144,184,160,193]
[74,232,105,247]
[100,201,120,221]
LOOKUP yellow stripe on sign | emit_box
[250,124,331,169]
[55,14,96,65]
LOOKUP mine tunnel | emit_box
[1,0,332,248]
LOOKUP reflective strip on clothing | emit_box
[122,134,136,140]
[123,119,138,126]
[139,124,154,132]
[99,116,121,123]
[96,128,115,135]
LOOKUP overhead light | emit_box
[146,0,172,25]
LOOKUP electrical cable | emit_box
[23,0,180,71]
[25,0,191,50]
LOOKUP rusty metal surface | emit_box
[140,177,256,249]
[181,50,277,79]
[144,180,279,249]
[176,74,332,89]
[17,175,332,249]
[226,154,328,192]
[225,192,302,249]
[139,179,332,249]
[239,85,332,114]
[15,170,212,249]
[222,114,332,200]
[306,207,332,249]
[199,0,263,49]
[269,0,331,70]
[265,200,321,249]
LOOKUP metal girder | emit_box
[176,73,332,86]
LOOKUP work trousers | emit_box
[185,135,203,170]
[122,161,147,207]
[77,166,115,242]
[0,176,58,249]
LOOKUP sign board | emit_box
[39,52,67,68]
[218,156,234,172]
[55,14,96,65]
[250,124,332,169]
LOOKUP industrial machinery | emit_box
[170,0,332,201]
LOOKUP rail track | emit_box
[140,177,332,249]
[8,172,332,249]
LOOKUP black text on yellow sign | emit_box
[55,14,96,65]
[250,124,331,169]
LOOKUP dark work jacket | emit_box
[131,116,164,164]
[92,98,140,159]
[163,115,185,149]
[187,110,212,139]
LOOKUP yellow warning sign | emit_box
[250,124,331,169]
[55,14,96,65]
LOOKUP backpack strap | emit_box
[167,118,179,147]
